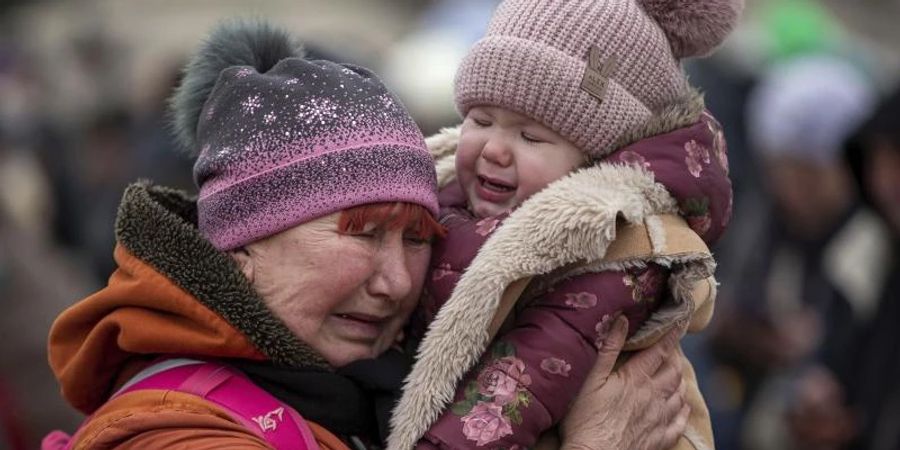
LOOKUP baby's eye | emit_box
[472,117,491,127]
[521,132,544,143]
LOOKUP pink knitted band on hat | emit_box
[199,142,439,250]
[197,127,425,198]
[455,36,654,157]
[190,58,440,251]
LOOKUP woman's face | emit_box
[234,212,431,367]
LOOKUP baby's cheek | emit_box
[456,134,483,169]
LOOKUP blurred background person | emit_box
[736,50,881,450]
[695,2,897,449]
[679,1,900,448]
[0,75,94,450]
[784,86,900,450]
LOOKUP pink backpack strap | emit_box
[46,359,320,450]
[117,359,320,450]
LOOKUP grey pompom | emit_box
[169,19,304,155]
[638,0,743,59]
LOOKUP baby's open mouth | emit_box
[479,176,515,192]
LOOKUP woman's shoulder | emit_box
[70,389,272,449]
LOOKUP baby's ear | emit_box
[637,0,744,59]
[229,247,255,283]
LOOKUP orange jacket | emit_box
[47,183,350,450]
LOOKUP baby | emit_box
[389,0,742,449]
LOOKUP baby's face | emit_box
[456,106,585,218]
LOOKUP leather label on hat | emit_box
[581,45,618,103]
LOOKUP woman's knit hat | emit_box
[454,0,744,158]
[170,20,439,250]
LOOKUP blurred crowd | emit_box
[1,0,898,449]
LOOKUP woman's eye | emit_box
[348,230,377,239]
[403,235,430,246]
[521,132,544,143]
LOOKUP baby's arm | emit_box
[416,264,666,449]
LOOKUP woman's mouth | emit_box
[332,313,388,340]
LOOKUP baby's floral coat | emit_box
[390,93,730,450]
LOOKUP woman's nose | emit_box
[367,238,413,302]
[481,136,513,167]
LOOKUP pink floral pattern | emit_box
[540,357,572,377]
[432,263,454,281]
[706,117,729,175]
[594,314,616,350]
[452,342,533,442]
[681,197,712,238]
[475,217,500,236]
[684,140,711,178]
[477,356,532,405]
[461,402,514,446]
[687,214,712,236]
[619,150,651,170]
[564,291,598,309]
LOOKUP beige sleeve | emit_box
[671,345,715,450]
[688,276,717,333]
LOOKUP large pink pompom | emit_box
[638,0,744,59]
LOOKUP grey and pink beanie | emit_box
[170,21,438,250]
[455,0,744,158]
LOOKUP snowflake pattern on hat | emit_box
[193,59,439,250]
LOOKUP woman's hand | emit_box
[559,317,688,450]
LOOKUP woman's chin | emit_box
[319,340,389,368]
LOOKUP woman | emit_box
[45,21,687,450]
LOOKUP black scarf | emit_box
[229,348,412,447]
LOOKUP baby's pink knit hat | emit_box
[455,0,744,158]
